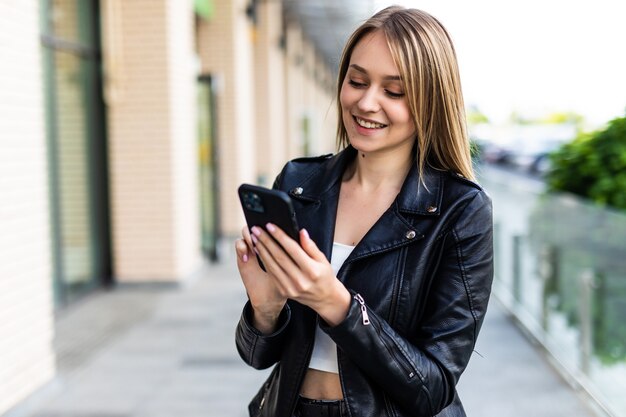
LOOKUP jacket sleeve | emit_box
[323,190,494,415]
[235,301,292,369]
[235,167,292,370]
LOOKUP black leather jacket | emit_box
[236,147,494,417]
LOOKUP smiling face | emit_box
[339,30,416,157]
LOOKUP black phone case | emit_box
[238,184,301,271]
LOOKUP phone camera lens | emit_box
[242,190,265,213]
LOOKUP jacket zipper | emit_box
[380,324,418,380]
[354,293,416,380]
[354,293,370,325]
[258,395,265,412]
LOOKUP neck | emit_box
[344,145,414,192]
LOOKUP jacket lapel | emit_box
[345,163,444,263]
[289,147,445,264]
[288,148,354,261]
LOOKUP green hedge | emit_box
[546,114,626,210]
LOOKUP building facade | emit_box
[0,0,337,413]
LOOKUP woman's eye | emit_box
[348,79,366,88]
[385,90,405,99]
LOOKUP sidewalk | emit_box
[6,250,599,417]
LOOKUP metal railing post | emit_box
[539,245,559,332]
[493,221,501,282]
[579,268,595,376]
[512,235,522,304]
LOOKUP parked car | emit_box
[509,137,565,176]
[528,152,552,176]
[480,141,515,165]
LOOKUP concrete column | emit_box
[316,56,338,154]
[103,0,202,282]
[197,0,256,236]
[302,39,336,156]
[254,0,287,186]
[301,38,314,155]
[285,22,305,159]
[0,1,55,413]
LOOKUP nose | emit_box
[357,87,381,113]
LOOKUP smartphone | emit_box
[238,184,301,270]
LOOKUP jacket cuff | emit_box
[241,300,291,337]
[319,291,362,336]
[236,301,291,369]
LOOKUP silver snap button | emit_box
[292,187,303,195]
[426,205,437,213]
[405,230,416,239]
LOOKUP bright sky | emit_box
[374,0,626,128]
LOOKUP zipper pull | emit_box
[354,293,370,325]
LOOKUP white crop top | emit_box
[308,242,355,374]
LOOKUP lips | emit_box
[354,115,387,129]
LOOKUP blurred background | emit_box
[1,0,625,416]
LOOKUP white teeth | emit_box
[355,117,385,129]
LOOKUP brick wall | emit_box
[254,1,288,186]
[196,1,337,236]
[0,1,56,413]
[284,22,305,160]
[166,0,202,278]
[316,57,338,155]
[197,0,257,236]
[104,0,201,282]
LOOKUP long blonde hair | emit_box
[336,6,474,180]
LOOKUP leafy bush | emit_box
[469,139,482,160]
[546,114,626,210]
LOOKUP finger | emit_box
[298,229,327,262]
[252,226,300,270]
[266,226,333,293]
[242,226,255,251]
[242,227,260,260]
[252,228,299,295]
[251,227,290,270]
[264,223,313,269]
[235,239,249,263]
[255,227,330,304]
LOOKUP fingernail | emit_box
[251,226,261,237]
[302,229,310,240]
[251,235,258,245]
[266,223,276,233]
[243,254,248,263]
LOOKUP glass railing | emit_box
[480,165,626,417]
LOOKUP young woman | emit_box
[234,6,493,417]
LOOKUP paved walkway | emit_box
[5,249,600,417]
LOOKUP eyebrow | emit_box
[349,64,402,81]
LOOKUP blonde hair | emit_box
[336,6,474,180]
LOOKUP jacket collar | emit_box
[290,146,444,217]
[289,146,446,266]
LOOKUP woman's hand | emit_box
[235,226,287,333]
[250,224,351,326]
